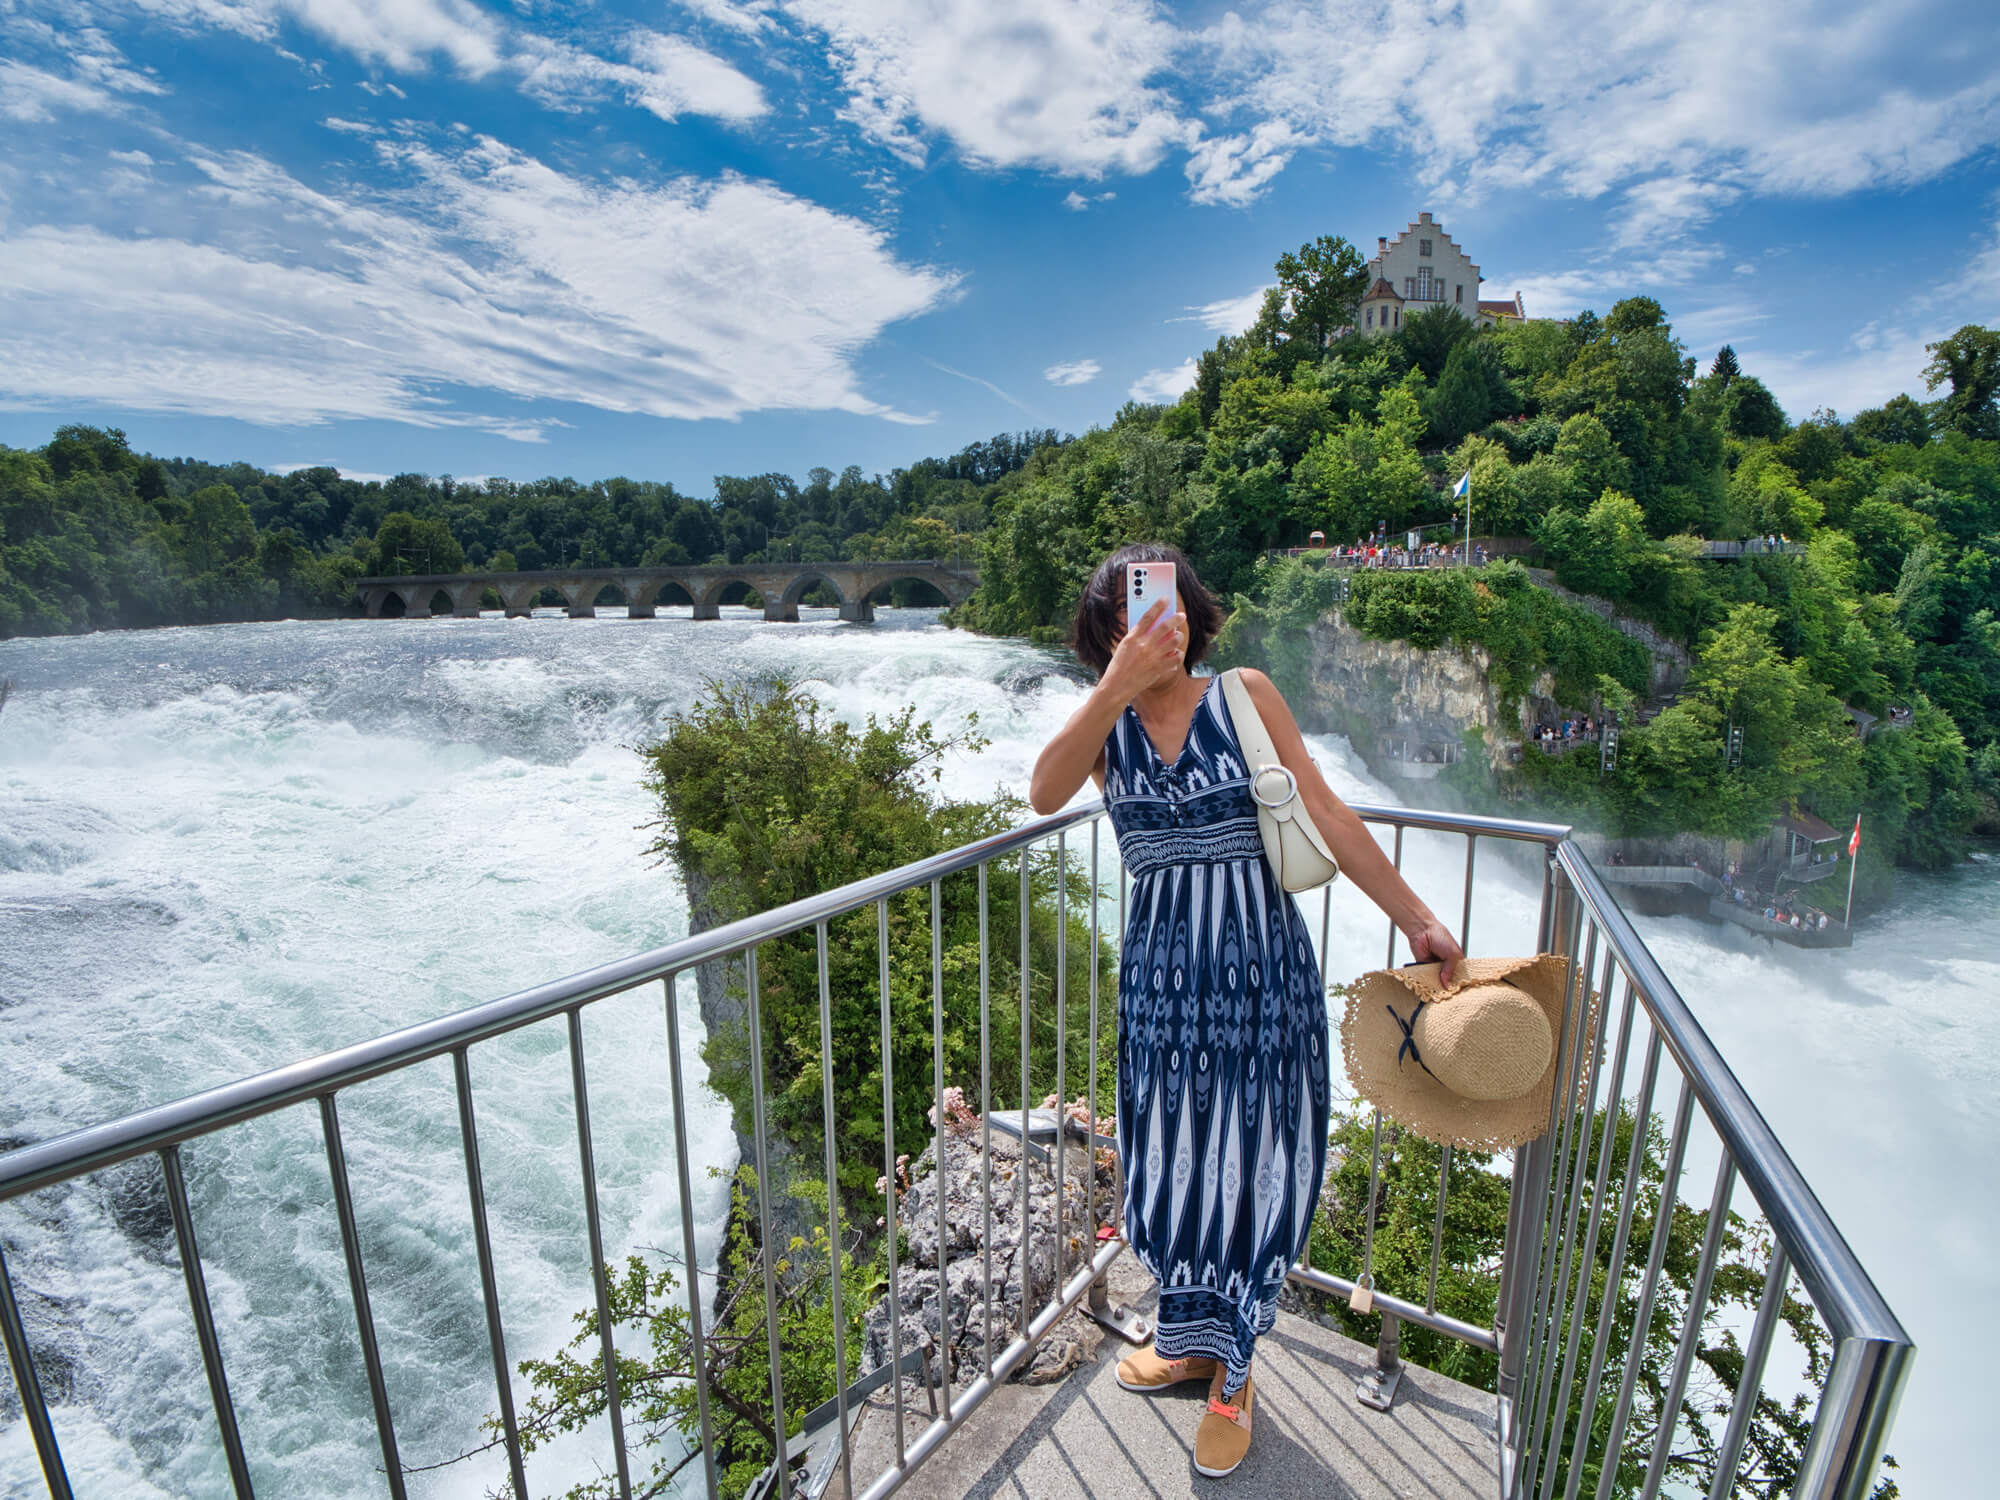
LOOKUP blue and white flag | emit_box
[1451,470,1471,499]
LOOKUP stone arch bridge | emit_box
[355,561,978,623]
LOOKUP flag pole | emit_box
[1843,816,1860,928]
[1463,473,1473,567]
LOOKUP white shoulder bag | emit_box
[1218,668,1341,893]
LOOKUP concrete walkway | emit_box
[830,1305,1499,1500]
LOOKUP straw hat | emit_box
[1341,955,1591,1152]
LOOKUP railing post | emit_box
[0,1243,72,1500]
[1356,1311,1405,1410]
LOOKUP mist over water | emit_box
[0,609,1987,1495]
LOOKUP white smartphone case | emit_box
[1126,562,1176,625]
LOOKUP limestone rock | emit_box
[861,1127,1110,1390]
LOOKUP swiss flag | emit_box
[1848,815,1862,857]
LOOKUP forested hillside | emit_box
[0,427,1061,636]
[4,234,1996,868]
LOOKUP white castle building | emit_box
[1356,211,1526,337]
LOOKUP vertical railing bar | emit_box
[1459,834,1477,952]
[1018,848,1032,1341]
[1319,884,1337,1120]
[929,879,951,1418]
[816,924,855,1500]
[1703,1244,1792,1500]
[1359,1111,1384,1292]
[1536,972,1639,1500]
[876,900,907,1464]
[318,1093,408,1500]
[1426,1144,1450,1316]
[1563,1026,1663,1500]
[979,861,995,1383]
[742,950,794,1500]
[1087,823,1102,1258]
[160,1145,256,1500]
[1496,849,1566,1431]
[566,1008,634,1500]
[662,974,721,1500]
[1594,1078,1695,1500]
[1637,1154,1738,1500]
[0,1243,72,1500]
[450,1052,528,1500]
[1384,825,1405,967]
[1053,833,1068,1301]
[1514,903,1594,1493]
[1523,928,1614,1500]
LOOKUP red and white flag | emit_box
[1848,815,1862,857]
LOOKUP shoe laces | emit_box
[1206,1396,1242,1422]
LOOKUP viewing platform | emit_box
[0,802,1908,1500]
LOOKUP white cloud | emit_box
[271,462,393,481]
[118,0,766,125]
[783,0,1195,175]
[1184,119,1299,207]
[1175,285,1269,336]
[1201,0,2000,236]
[0,140,954,433]
[108,147,155,164]
[1128,358,1196,403]
[1062,189,1115,211]
[1043,359,1100,386]
[673,0,777,37]
[0,61,119,121]
[514,31,767,123]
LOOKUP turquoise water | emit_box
[0,609,1981,1494]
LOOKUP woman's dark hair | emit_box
[1069,543,1225,676]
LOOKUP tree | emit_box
[1849,395,1931,448]
[1724,376,1788,440]
[369,511,465,576]
[1427,339,1500,446]
[1921,324,2000,440]
[1272,234,1370,356]
[1710,345,1741,387]
[1399,303,1474,382]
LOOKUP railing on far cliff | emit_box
[0,802,1909,1500]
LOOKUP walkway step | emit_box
[830,1304,1498,1499]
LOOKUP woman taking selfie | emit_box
[1029,543,1464,1477]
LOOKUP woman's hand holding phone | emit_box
[1102,596,1185,702]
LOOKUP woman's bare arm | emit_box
[1240,668,1464,982]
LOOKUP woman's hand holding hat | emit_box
[1403,916,1464,986]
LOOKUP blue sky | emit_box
[2,0,1998,496]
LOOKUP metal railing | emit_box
[0,802,1910,1500]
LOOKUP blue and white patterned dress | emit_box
[1105,676,1331,1396]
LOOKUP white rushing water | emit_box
[0,608,1986,1495]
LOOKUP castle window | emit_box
[1366,308,1373,329]
[1419,238,1432,257]
[1417,267,1434,300]
[1404,277,1415,298]
[1456,284,1463,304]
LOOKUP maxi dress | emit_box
[1104,677,1331,1397]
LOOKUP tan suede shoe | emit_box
[1193,1373,1254,1478]
[1114,1346,1219,1393]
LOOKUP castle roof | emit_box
[1362,278,1403,302]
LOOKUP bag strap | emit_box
[1218,668,1279,773]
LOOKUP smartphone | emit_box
[1126,561,1177,630]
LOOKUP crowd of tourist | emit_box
[1280,541,1488,568]
[1533,715,1599,749]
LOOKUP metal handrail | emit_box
[0,799,1909,1500]
[0,803,1105,1202]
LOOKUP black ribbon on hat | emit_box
[1385,1000,1442,1082]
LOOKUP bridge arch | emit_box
[780,571,848,610]
[862,572,958,608]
